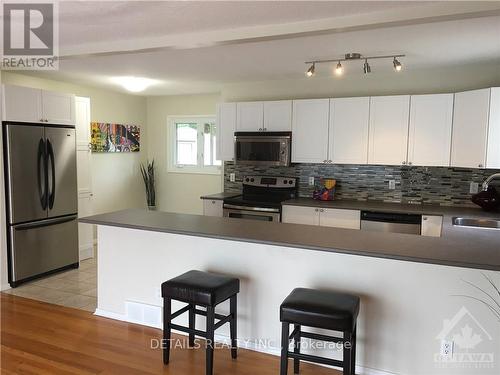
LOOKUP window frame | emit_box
[167,115,221,175]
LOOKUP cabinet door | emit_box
[292,99,330,163]
[42,90,76,125]
[203,199,223,217]
[282,205,319,226]
[368,95,410,165]
[421,215,443,237]
[319,208,360,230]
[451,88,490,168]
[216,103,236,161]
[486,88,500,169]
[330,97,370,164]
[2,85,42,123]
[263,100,292,131]
[236,102,263,131]
[408,94,453,167]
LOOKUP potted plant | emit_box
[140,160,156,210]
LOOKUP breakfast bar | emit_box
[81,209,500,375]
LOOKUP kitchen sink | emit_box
[452,217,500,230]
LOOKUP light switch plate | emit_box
[230,173,235,182]
[389,180,396,190]
[308,177,315,186]
[470,182,479,194]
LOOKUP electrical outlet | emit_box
[230,173,235,182]
[470,182,479,194]
[308,177,315,186]
[388,180,396,190]
[440,340,454,359]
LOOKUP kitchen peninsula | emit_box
[81,208,500,375]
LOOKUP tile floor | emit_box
[3,258,97,312]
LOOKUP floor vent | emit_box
[125,301,162,328]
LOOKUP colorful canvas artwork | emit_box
[90,122,140,153]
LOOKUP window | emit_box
[168,116,221,174]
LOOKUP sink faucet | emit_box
[482,173,500,191]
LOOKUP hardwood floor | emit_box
[1,294,340,375]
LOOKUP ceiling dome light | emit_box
[110,76,158,93]
[393,57,402,72]
[306,63,315,77]
[363,59,371,74]
[335,61,343,76]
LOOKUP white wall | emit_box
[146,94,222,214]
[97,225,500,375]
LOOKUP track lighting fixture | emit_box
[393,57,402,72]
[306,63,315,77]
[363,59,371,74]
[335,61,343,75]
[304,53,404,77]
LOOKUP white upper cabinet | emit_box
[486,88,500,169]
[2,85,42,123]
[329,97,370,164]
[368,95,410,165]
[408,94,453,167]
[292,99,330,163]
[263,100,292,131]
[236,101,263,131]
[41,90,76,125]
[216,103,236,161]
[2,85,75,125]
[451,88,491,168]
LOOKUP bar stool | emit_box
[161,270,240,375]
[279,288,360,375]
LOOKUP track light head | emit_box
[363,59,371,74]
[306,63,315,77]
[335,61,343,76]
[393,57,402,72]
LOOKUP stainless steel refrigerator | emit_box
[3,122,78,287]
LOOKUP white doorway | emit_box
[75,97,94,261]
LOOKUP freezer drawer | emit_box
[9,215,78,283]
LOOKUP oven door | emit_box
[223,204,281,222]
[234,132,290,166]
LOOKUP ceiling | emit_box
[21,1,500,95]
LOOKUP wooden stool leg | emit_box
[351,326,357,375]
[293,324,301,374]
[206,306,215,375]
[188,304,195,347]
[280,322,290,375]
[162,297,171,365]
[230,295,238,359]
[343,331,352,375]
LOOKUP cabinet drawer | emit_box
[203,199,223,217]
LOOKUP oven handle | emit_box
[223,204,280,213]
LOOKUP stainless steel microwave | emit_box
[234,131,291,166]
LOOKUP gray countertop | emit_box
[80,206,500,271]
[200,192,240,200]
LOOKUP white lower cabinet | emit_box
[421,215,443,237]
[203,199,223,217]
[282,205,360,230]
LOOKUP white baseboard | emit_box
[79,245,94,261]
[94,306,398,375]
[1,282,11,292]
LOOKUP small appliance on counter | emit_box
[313,178,336,201]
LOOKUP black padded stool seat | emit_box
[162,270,240,306]
[279,288,360,375]
[280,288,360,331]
[162,270,240,375]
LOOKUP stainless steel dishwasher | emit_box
[360,211,422,235]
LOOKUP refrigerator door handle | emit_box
[13,214,78,231]
[47,139,56,209]
[37,138,47,210]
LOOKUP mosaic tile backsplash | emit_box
[224,162,500,207]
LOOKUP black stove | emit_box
[223,176,298,222]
